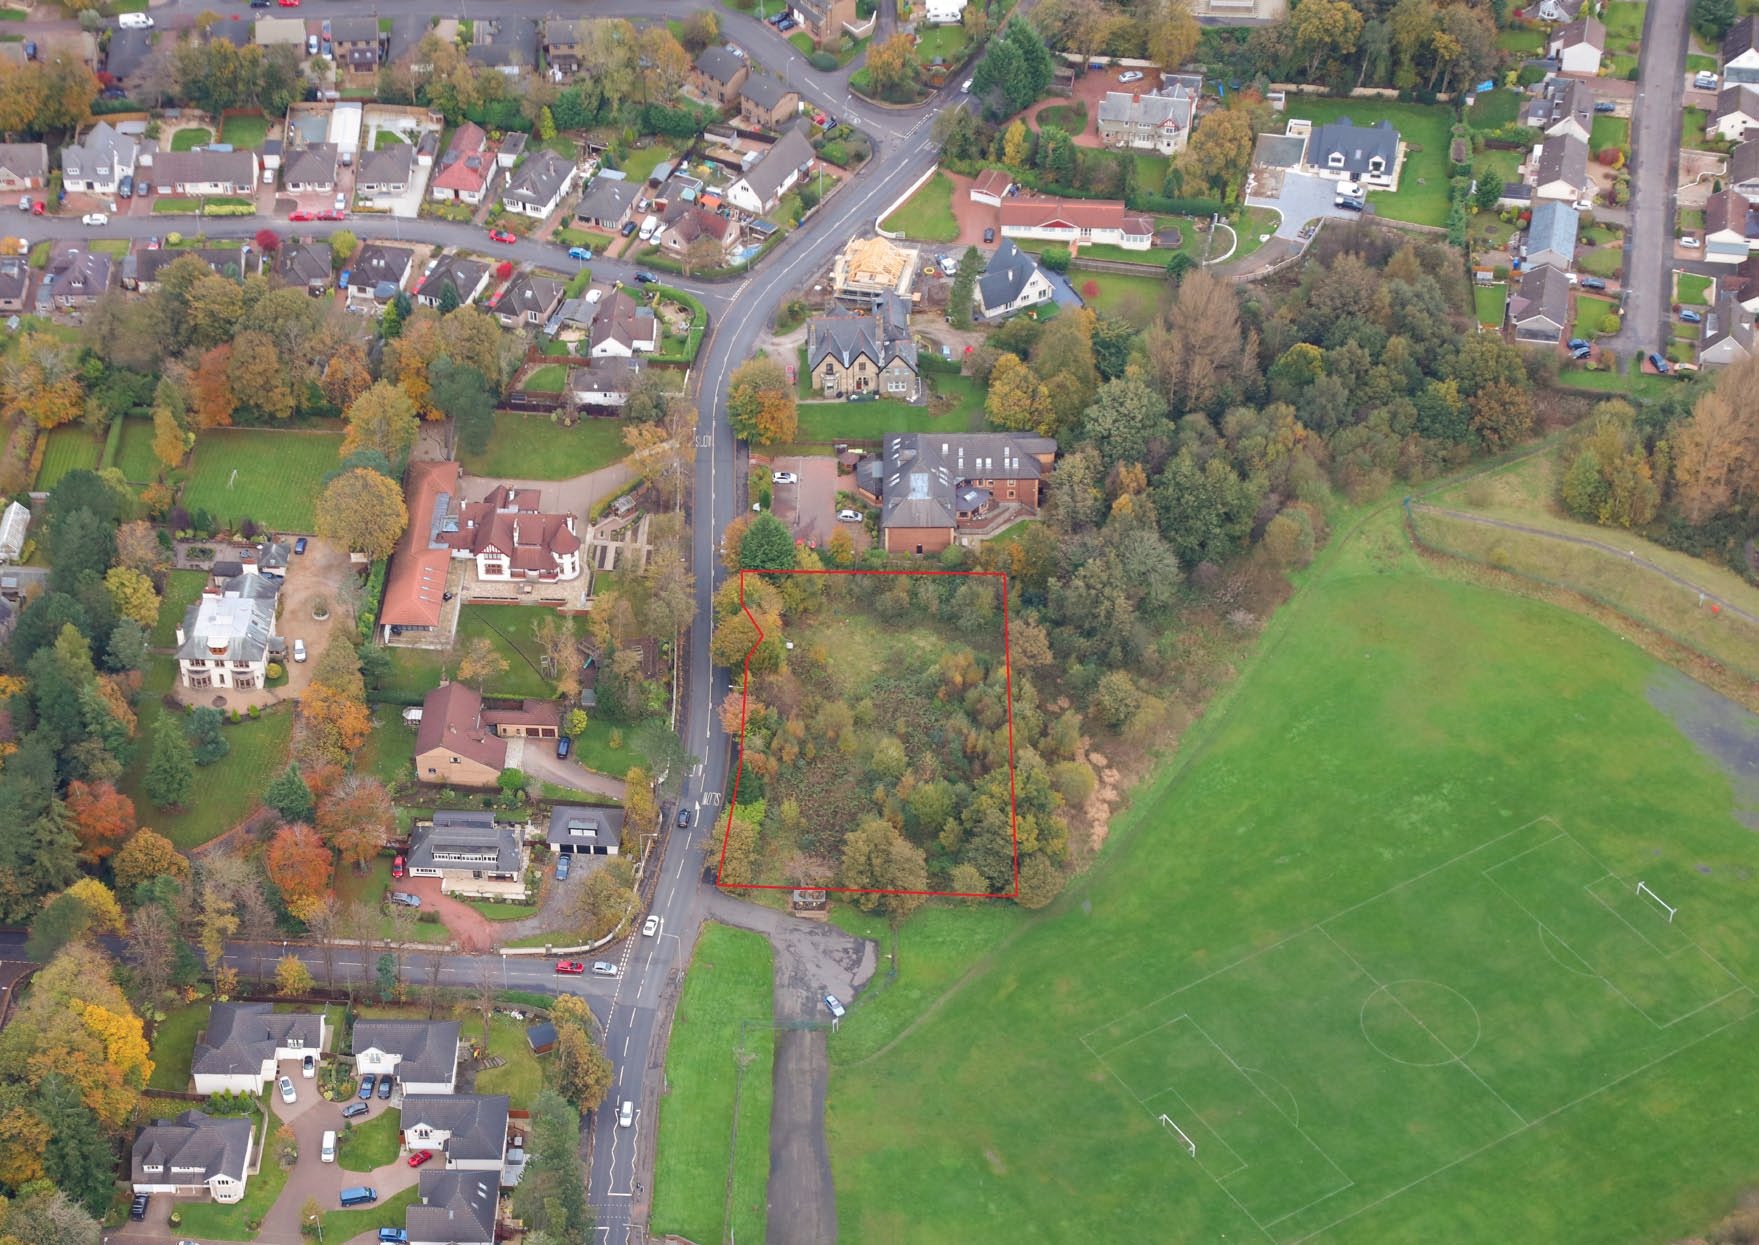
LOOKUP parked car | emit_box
[555,853,571,880]
[119,174,133,199]
[406,1151,433,1168]
[618,1100,634,1127]
[81,213,107,227]
[30,200,44,215]
[130,1195,150,1221]
[777,16,795,30]
[1681,309,1703,323]
[290,210,314,222]
[823,994,846,1019]
[118,11,152,26]
[642,915,660,937]
[772,470,798,485]
[1580,277,1607,291]
[556,960,586,975]
[376,1075,392,1100]
[378,1231,408,1244]
[303,1053,316,1078]
[358,1074,377,1099]
[634,271,658,284]
[592,961,617,977]
[317,209,345,221]
[962,77,974,93]
[391,854,405,879]
[251,0,271,7]
[278,0,300,7]
[278,1076,297,1105]
[388,891,421,908]
[620,220,638,237]
[567,245,592,261]
[1594,100,1618,113]
[1681,236,1701,249]
[1571,344,1592,360]
[342,1101,369,1119]
[1567,338,1591,351]
[293,638,307,662]
[556,734,571,759]
[1649,352,1670,374]
[837,509,862,522]
[813,111,827,126]
[293,535,308,554]
[488,229,517,244]
[1118,70,1144,83]
[307,34,318,54]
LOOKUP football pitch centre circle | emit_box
[1359,979,1482,1066]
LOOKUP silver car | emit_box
[278,1075,297,1105]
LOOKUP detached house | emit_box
[400,1095,510,1171]
[1302,117,1400,187]
[409,1171,499,1245]
[568,357,642,407]
[725,127,815,216]
[0,143,49,193]
[831,234,918,304]
[381,460,460,643]
[975,240,1054,320]
[344,242,414,300]
[352,1021,462,1095]
[1096,86,1195,155]
[61,121,138,195]
[175,572,278,691]
[588,289,659,357]
[416,255,490,307]
[657,206,741,262]
[739,74,800,130]
[358,143,416,199]
[493,270,564,329]
[0,257,28,315]
[1702,291,1757,366]
[125,244,249,292]
[1508,262,1571,344]
[785,0,858,49]
[152,149,260,196]
[191,1003,326,1094]
[446,484,583,580]
[1725,15,1759,86]
[1529,131,1592,205]
[467,17,537,76]
[855,432,1058,554]
[501,149,576,218]
[274,239,332,293]
[331,16,386,75]
[1524,76,1593,142]
[132,1111,254,1206]
[543,19,586,79]
[39,247,111,309]
[406,811,529,898]
[575,174,638,231]
[806,293,921,401]
[692,46,749,108]
[1525,199,1579,272]
[1713,84,1759,141]
[1729,137,1759,199]
[1706,189,1759,263]
[431,124,496,205]
[998,197,1154,250]
[1548,16,1604,76]
[548,804,626,856]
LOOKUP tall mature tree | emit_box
[739,513,798,575]
[144,714,195,809]
[64,780,135,863]
[456,636,509,689]
[113,829,189,895]
[726,356,796,446]
[341,381,421,466]
[265,823,332,917]
[841,817,929,924]
[1147,268,1245,411]
[316,775,395,872]
[264,764,316,824]
[512,1090,592,1239]
[314,467,409,559]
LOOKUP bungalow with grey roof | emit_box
[493,270,564,329]
[416,255,491,308]
[725,127,815,216]
[575,175,637,230]
[283,142,339,193]
[274,239,332,293]
[501,149,576,218]
[1508,263,1571,344]
[191,1003,326,1094]
[1525,200,1579,273]
[406,810,528,898]
[408,1171,499,1245]
[0,143,48,193]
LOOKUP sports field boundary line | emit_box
[1286,1004,1759,1244]
[1585,874,1695,959]
[1080,815,1559,1052]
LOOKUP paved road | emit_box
[1610,2,1690,361]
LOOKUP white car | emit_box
[278,1076,297,1105]
[617,1100,634,1127]
[334,193,347,212]
[118,11,152,27]
[293,638,307,663]
[81,213,108,227]
[771,471,798,485]
[1681,236,1702,249]
[837,509,862,522]
[823,994,846,1019]
[1118,70,1144,83]
[642,914,660,937]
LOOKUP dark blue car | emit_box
[358,1073,377,1100]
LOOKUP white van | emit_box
[638,215,660,242]
[118,12,153,28]
[320,1131,336,1164]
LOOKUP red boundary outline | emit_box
[715,567,1019,899]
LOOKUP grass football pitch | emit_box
[825,510,1759,1244]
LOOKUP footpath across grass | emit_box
[824,504,1759,1244]
[652,923,775,1245]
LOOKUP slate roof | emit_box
[1305,117,1399,176]
[1535,131,1589,190]
[61,122,137,182]
[806,296,917,374]
[588,289,656,353]
[1732,136,1759,187]
[0,143,49,185]
[547,804,627,850]
[503,150,573,209]
[1553,15,1604,51]
[1725,14,1759,63]
[414,681,506,771]
[275,239,332,287]
[1525,76,1593,133]
[331,16,380,43]
[1510,262,1571,328]
[408,1170,499,1244]
[1096,85,1194,132]
[152,149,258,190]
[132,244,247,287]
[976,240,1042,313]
[740,73,795,113]
[42,248,111,302]
[877,432,1055,531]
[408,810,524,875]
[576,175,637,222]
[283,142,339,186]
[569,356,641,398]
[351,1020,460,1087]
[192,1003,322,1077]
[1526,199,1579,262]
[132,1110,252,1186]
[695,45,746,86]
[1706,291,1757,356]
[175,573,279,666]
[418,255,488,304]
[358,142,415,187]
[400,1095,509,1163]
[1715,83,1759,123]
[0,258,27,308]
[346,242,413,291]
[466,17,536,68]
[1706,187,1754,238]
[494,270,564,322]
[737,127,814,207]
[105,27,153,79]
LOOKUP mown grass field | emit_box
[458,412,627,480]
[116,416,161,483]
[878,170,958,242]
[1288,98,1454,226]
[379,606,558,701]
[35,425,100,490]
[652,923,775,1245]
[1473,282,1505,327]
[181,427,346,532]
[824,507,1759,1244]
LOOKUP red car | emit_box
[391,854,405,879]
[289,210,314,221]
[813,112,827,126]
[406,1150,434,1168]
[318,209,345,221]
[487,229,517,244]
[278,0,299,6]
[555,960,586,975]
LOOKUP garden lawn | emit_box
[1590,113,1631,156]
[1473,282,1505,327]
[359,712,417,788]
[119,695,294,851]
[473,1015,544,1108]
[796,396,985,441]
[177,1102,285,1240]
[1557,366,1688,401]
[1683,107,1712,148]
[147,1000,212,1090]
[571,715,638,778]
[824,506,1759,1245]
[35,425,100,490]
[378,605,557,701]
[334,855,452,944]
[219,114,271,149]
[652,923,775,1245]
[878,169,958,243]
[465,899,540,920]
[1468,87,1522,130]
[338,1107,402,1171]
[913,24,968,65]
[116,416,160,483]
[1227,206,1280,263]
[152,570,211,647]
[1494,26,1545,55]
[319,1186,418,1241]
[620,145,676,186]
[458,412,627,480]
[1576,292,1616,335]
[523,364,568,393]
[1578,247,1623,279]
[181,427,345,532]
[1035,100,1087,135]
[1602,0,1643,44]
[1677,272,1714,306]
[1071,269,1167,327]
[170,127,213,152]
[1288,97,1453,226]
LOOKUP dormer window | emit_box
[1368,156,1385,174]
[1328,152,1344,168]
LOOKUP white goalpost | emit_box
[1157,1114,1198,1158]
[1636,880,1677,923]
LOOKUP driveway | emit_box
[1247,170,1353,239]
[515,741,629,802]
[278,537,354,699]
[769,455,838,548]
[1609,1,1690,359]
[262,1084,422,1244]
[458,463,634,522]
[397,876,503,952]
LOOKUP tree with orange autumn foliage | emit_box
[64,781,135,863]
[266,822,332,911]
[111,828,189,894]
[190,343,236,429]
[316,774,395,872]
[297,682,374,766]
[1,332,85,429]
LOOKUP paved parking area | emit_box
[278,537,352,700]
[769,456,839,548]
[1247,169,1355,239]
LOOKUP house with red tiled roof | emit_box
[657,206,741,261]
[996,197,1154,251]
[442,485,582,583]
[378,461,461,645]
[969,167,1014,207]
[430,123,495,205]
